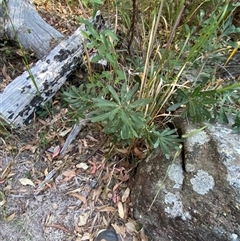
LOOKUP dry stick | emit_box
[127,0,138,55]
[60,118,90,155]
[45,224,72,234]
[165,5,185,50]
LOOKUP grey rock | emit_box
[131,122,240,241]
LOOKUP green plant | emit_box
[80,17,120,75]
[63,0,240,157]
[232,112,240,133]
[212,82,240,131]
[38,132,49,147]
[36,100,58,118]
[90,82,150,142]
[169,84,217,123]
[63,11,183,154]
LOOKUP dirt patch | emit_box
[0,119,143,240]
[0,150,96,241]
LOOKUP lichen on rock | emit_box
[131,122,240,241]
[190,170,215,195]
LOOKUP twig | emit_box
[60,118,90,155]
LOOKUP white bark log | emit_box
[0,12,106,128]
[0,0,64,58]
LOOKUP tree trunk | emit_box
[0,0,64,58]
[0,0,106,128]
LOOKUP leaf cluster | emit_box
[90,83,150,142]
[170,85,217,123]
[63,81,182,154]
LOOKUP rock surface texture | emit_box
[131,122,240,241]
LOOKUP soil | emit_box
[0,122,140,241]
[0,1,146,241]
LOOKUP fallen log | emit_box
[0,12,106,128]
[0,0,64,59]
